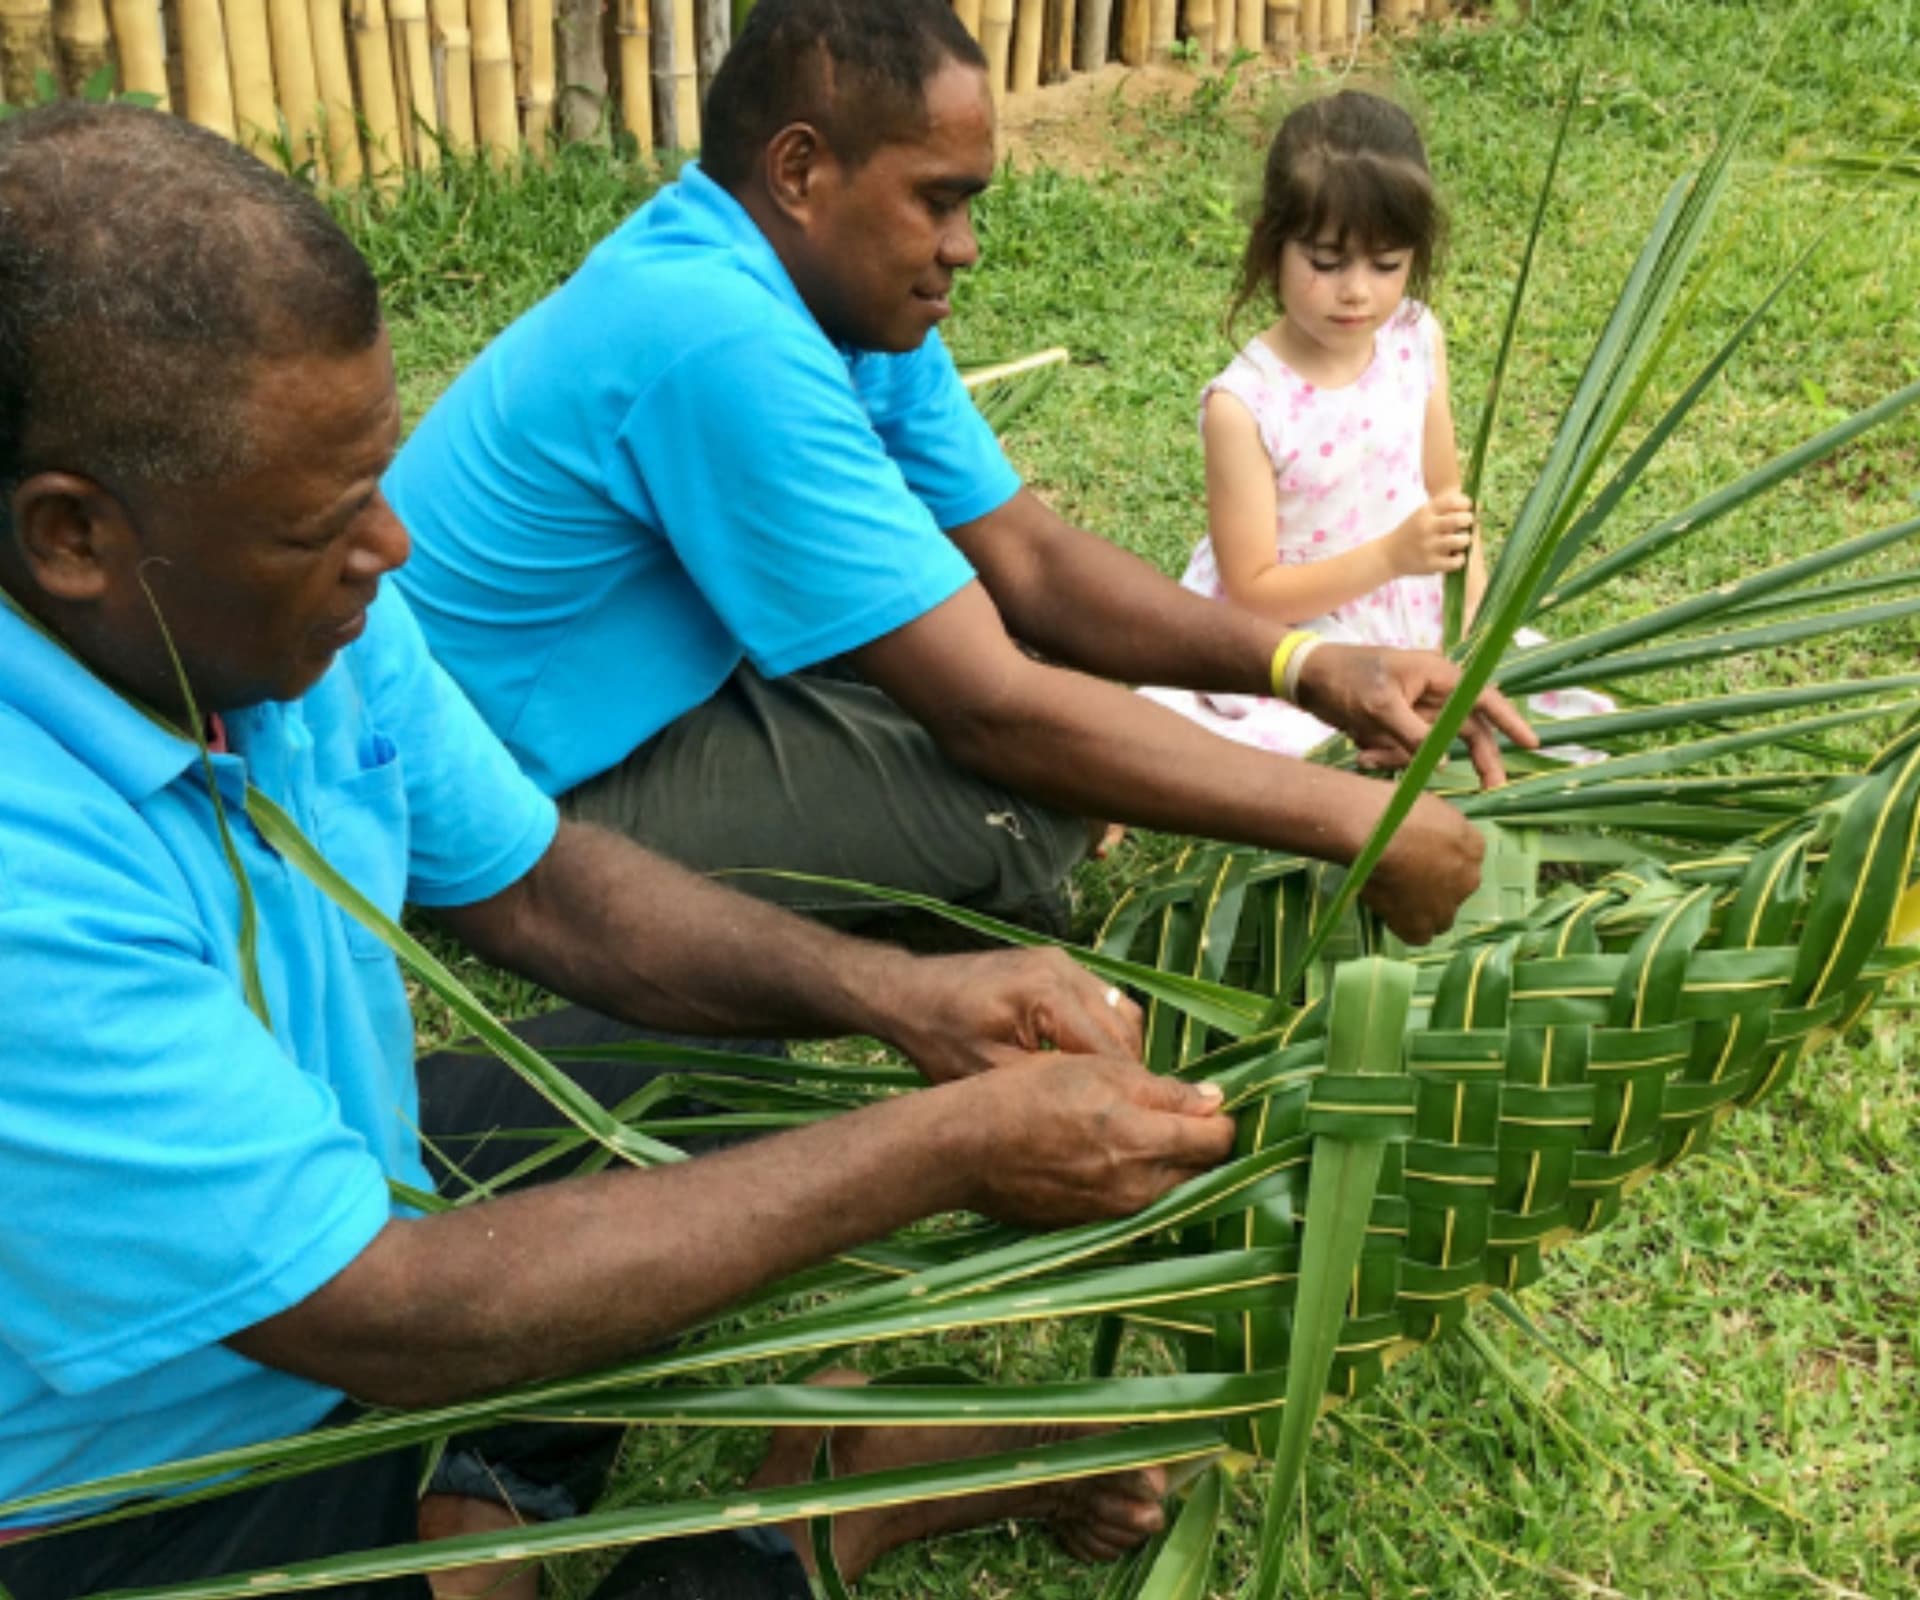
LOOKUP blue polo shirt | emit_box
[385,161,1017,797]
[0,588,557,1524]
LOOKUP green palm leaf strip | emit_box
[1463,675,1920,752]
[1504,591,1920,696]
[1446,25,1590,649]
[1530,155,1907,604]
[1455,702,1918,818]
[961,347,1069,430]
[1472,4,1806,640]
[1250,957,1413,1600]
[1133,1462,1228,1600]
[75,1425,1229,1600]
[1510,511,1920,687]
[134,574,274,1031]
[1538,379,1920,613]
[245,787,686,1169]
[728,868,1270,1034]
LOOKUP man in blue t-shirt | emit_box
[0,105,1237,1599]
[387,0,1534,950]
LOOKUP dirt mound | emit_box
[994,61,1238,175]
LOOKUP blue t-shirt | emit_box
[0,588,557,1524]
[385,162,1018,797]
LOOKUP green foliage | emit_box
[0,64,159,120]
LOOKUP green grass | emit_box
[350,0,1920,1592]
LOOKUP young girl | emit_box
[1143,90,1603,755]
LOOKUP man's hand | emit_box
[1293,643,1538,790]
[1362,794,1486,945]
[955,1056,1236,1227]
[883,948,1145,1084]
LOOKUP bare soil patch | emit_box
[994,63,1213,176]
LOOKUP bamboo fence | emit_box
[0,0,1456,184]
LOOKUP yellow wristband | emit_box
[1269,631,1317,702]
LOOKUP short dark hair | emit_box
[1232,89,1446,332]
[0,102,382,530]
[701,0,987,193]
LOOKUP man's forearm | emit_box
[433,823,914,1044]
[953,491,1284,694]
[230,1085,974,1408]
[934,656,1381,861]
[229,1055,1237,1408]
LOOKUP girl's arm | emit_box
[1206,389,1472,624]
[1420,319,1488,623]
[1203,390,1398,624]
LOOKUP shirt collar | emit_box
[0,595,204,802]
[665,163,855,357]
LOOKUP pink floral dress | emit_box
[1142,305,1608,755]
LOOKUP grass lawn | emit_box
[353,0,1920,1592]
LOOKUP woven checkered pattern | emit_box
[1103,731,1920,1449]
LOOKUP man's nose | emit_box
[939,214,979,270]
[346,494,412,579]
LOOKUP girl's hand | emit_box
[1385,490,1476,577]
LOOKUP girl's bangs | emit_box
[1299,155,1434,257]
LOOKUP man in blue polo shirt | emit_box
[387,0,1534,949]
[0,104,1235,1599]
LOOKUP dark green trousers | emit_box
[561,663,1092,942]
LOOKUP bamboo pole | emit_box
[1184,0,1213,63]
[222,0,278,150]
[1266,0,1296,54]
[979,0,1010,95]
[349,0,404,183]
[1378,0,1410,29]
[390,0,438,166]
[615,0,651,153]
[1042,0,1074,83]
[952,0,981,40]
[1117,0,1145,64]
[469,0,517,162]
[1072,0,1108,71]
[51,0,109,89]
[1325,0,1349,53]
[176,0,236,136]
[1146,0,1172,61]
[671,0,696,143]
[1236,0,1262,55]
[555,0,603,142]
[389,0,418,168]
[509,0,552,156]
[429,0,474,150]
[263,0,319,165]
[306,0,360,181]
[0,0,52,104]
[647,0,674,146]
[648,0,696,149]
[1010,0,1041,91]
[695,0,724,104]
[104,0,168,103]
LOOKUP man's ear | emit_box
[7,472,137,603]
[763,121,831,225]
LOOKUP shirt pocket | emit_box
[311,734,410,962]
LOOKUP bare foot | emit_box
[417,1492,541,1600]
[753,1371,1167,1581]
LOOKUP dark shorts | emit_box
[0,1012,811,1600]
[562,662,1092,943]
